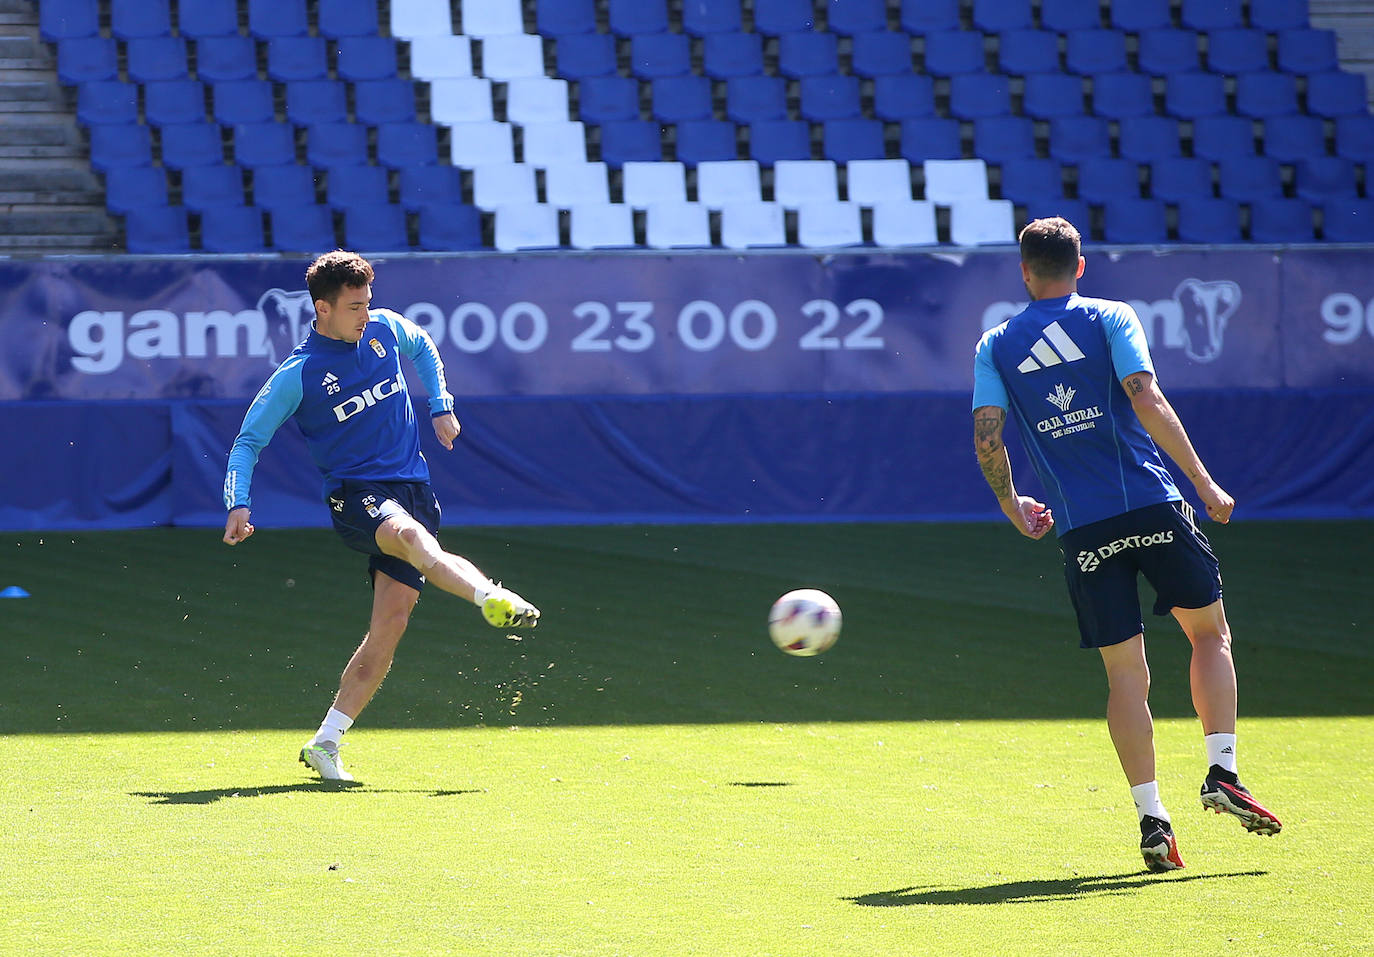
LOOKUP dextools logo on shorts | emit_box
[1076,531,1175,572]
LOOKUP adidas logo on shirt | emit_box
[322,372,340,395]
[1017,321,1086,373]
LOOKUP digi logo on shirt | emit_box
[332,375,403,422]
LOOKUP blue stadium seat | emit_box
[1335,115,1374,162]
[822,119,885,162]
[200,206,268,252]
[973,116,1036,162]
[900,0,959,33]
[682,0,743,37]
[1205,29,1269,75]
[1180,0,1242,31]
[608,0,668,35]
[326,165,390,208]
[898,117,963,162]
[1216,156,1284,200]
[579,77,640,123]
[125,205,190,252]
[1263,115,1327,163]
[872,74,936,120]
[41,0,99,40]
[557,33,618,79]
[1148,157,1213,202]
[1101,198,1168,243]
[778,32,840,78]
[1296,157,1359,203]
[675,120,738,164]
[1022,198,1090,233]
[1165,72,1227,120]
[89,125,154,171]
[286,81,349,126]
[800,75,863,121]
[1047,115,1111,162]
[1248,199,1313,242]
[851,32,914,78]
[233,122,298,168]
[948,73,1011,119]
[922,31,985,76]
[1176,197,1242,242]
[318,0,381,39]
[726,76,787,123]
[754,0,816,35]
[1250,0,1311,32]
[181,165,246,210]
[971,0,1032,32]
[399,165,463,210]
[1118,115,1183,162]
[628,33,691,78]
[195,37,258,83]
[111,0,170,39]
[104,167,168,214]
[997,157,1062,203]
[306,123,369,168]
[127,36,189,83]
[336,38,399,81]
[1022,74,1086,119]
[418,203,484,250]
[599,120,662,165]
[1091,72,1154,119]
[703,32,765,78]
[159,122,224,169]
[1190,115,1257,160]
[1109,0,1170,32]
[1234,72,1298,118]
[652,75,714,123]
[252,164,318,209]
[145,80,207,126]
[1306,72,1369,119]
[1138,30,1200,77]
[998,30,1059,77]
[376,122,439,167]
[77,82,139,126]
[1064,29,1128,75]
[538,0,595,35]
[57,37,118,84]
[828,0,887,36]
[1323,199,1374,241]
[748,119,812,163]
[267,37,330,82]
[249,0,308,38]
[212,80,274,126]
[1076,157,1140,203]
[1277,29,1339,75]
[270,204,336,250]
[179,3,239,38]
[1041,0,1102,31]
[355,80,417,125]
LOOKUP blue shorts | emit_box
[326,479,441,592]
[1058,500,1222,649]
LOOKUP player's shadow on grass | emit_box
[847,870,1268,906]
[132,784,482,805]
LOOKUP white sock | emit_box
[1206,732,1238,774]
[313,707,354,747]
[1130,781,1170,823]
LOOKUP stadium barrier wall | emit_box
[1,248,1372,531]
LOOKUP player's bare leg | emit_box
[1099,634,1155,787]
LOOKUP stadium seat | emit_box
[506,78,571,124]
[1109,0,1170,32]
[1041,0,1102,32]
[1117,116,1183,162]
[997,157,1062,203]
[179,2,238,39]
[232,122,298,168]
[251,164,319,209]
[1250,0,1311,32]
[872,74,936,120]
[286,80,350,126]
[921,31,985,76]
[800,75,864,122]
[1176,197,1242,242]
[1101,198,1168,243]
[703,33,765,78]
[270,204,337,250]
[999,30,1060,77]
[522,122,589,166]
[376,123,439,168]
[1090,72,1154,120]
[472,164,538,210]
[417,203,484,251]
[125,205,190,253]
[538,0,595,35]
[1022,74,1086,119]
[1190,115,1258,160]
[1216,156,1283,201]
[266,37,329,82]
[1165,72,1227,120]
[851,32,915,78]
[846,159,912,204]
[971,0,1032,32]
[754,0,816,35]
[628,33,692,78]
[924,159,990,203]
[111,0,170,39]
[1205,29,1269,75]
[1022,197,1091,231]
[696,160,762,209]
[1180,0,1241,31]
[608,0,668,35]
[461,0,523,37]
[249,0,308,37]
[336,37,401,82]
[354,80,418,126]
[675,120,738,165]
[160,122,224,169]
[325,165,391,208]
[408,37,474,80]
[683,0,743,36]
[871,199,938,245]
[306,123,369,168]
[900,0,959,34]
[1234,72,1298,118]
[748,120,813,164]
[57,37,117,84]
[645,202,711,248]
[1322,199,1374,241]
[318,0,380,39]
[726,76,788,123]
[1306,72,1370,119]
[127,36,189,83]
[821,119,886,163]
[949,199,1015,244]
[795,202,863,247]
[599,120,662,165]
[494,203,560,251]
[200,206,268,253]
[622,163,688,209]
[545,163,611,207]
[195,37,258,83]
[972,116,1036,163]
[1277,29,1338,75]
[1047,116,1112,163]
[390,0,453,39]
[211,81,273,127]
[429,79,495,124]
[653,76,714,123]
[181,165,246,210]
[344,203,412,251]
[1249,199,1315,243]
[720,202,786,249]
[1075,158,1140,204]
[1263,115,1327,163]
[557,33,618,79]
[898,118,963,162]
[1137,30,1201,77]
[1148,157,1213,202]
[1296,157,1359,203]
[778,32,840,78]
[568,203,635,249]
[579,77,640,124]
[104,167,168,214]
[41,0,98,40]
[76,82,139,126]
[399,165,463,210]
[1335,115,1374,162]
[948,73,1012,120]
[773,160,839,207]
[1064,29,1128,76]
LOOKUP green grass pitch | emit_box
[1,520,1371,955]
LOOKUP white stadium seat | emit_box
[871,200,938,246]
[622,162,687,208]
[428,78,493,123]
[796,201,863,248]
[494,203,560,251]
[460,0,524,37]
[408,37,472,79]
[505,78,570,124]
[472,163,538,210]
[479,34,546,81]
[521,121,588,166]
[923,158,991,203]
[696,160,762,209]
[645,202,711,248]
[447,120,513,166]
[846,158,912,204]
[569,203,636,249]
[544,162,611,207]
[949,199,1016,245]
[720,201,785,249]
[772,160,838,208]
[390,0,452,39]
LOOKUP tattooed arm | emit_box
[1121,371,1234,523]
[974,405,1054,539]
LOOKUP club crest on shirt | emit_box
[369,338,386,358]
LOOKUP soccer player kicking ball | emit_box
[223,250,539,782]
[972,218,1281,872]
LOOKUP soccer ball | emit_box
[768,588,841,657]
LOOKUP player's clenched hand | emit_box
[433,412,460,450]
[1197,481,1234,524]
[1007,496,1054,540]
[223,507,254,545]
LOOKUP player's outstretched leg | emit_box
[480,583,540,628]
[1140,815,1185,872]
[299,741,354,782]
[1200,766,1282,835]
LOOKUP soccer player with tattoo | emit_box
[971,217,1281,872]
[223,251,540,782]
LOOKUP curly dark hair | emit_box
[1018,217,1081,281]
[305,250,375,306]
